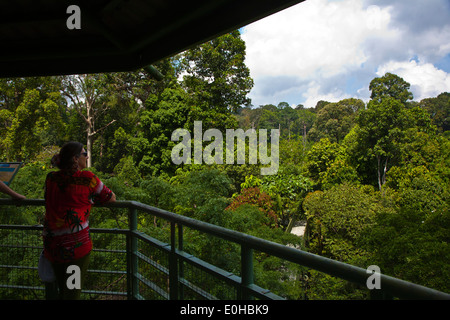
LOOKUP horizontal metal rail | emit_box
[0,198,449,300]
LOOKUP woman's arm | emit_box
[0,181,26,200]
[106,192,116,203]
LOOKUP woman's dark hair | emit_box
[51,141,84,170]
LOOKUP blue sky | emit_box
[241,0,450,108]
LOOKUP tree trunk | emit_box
[86,99,93,168]
[86,132,93,168]
[377,156,382,191]
[377,155,389,191]
[382,157,388,186]
[62,74,117,169]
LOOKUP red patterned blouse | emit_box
[43,170,113,263]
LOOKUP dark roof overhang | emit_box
[0,0,304,78]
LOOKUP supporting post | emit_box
[241,245,254,300]
[178,224,184,300]
[127,207,139,299]
[169,221,179,300]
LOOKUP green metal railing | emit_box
[0,198,449,300]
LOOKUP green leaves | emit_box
[226,187,277,228]
[306,138,344,186]
[4,89,66,161]
[1,36,449,300]
[302,183,381,262]
[369,72,414,103]
[307,98,363,143]
[181,30,253,114]
[363,177,449,292]
[347,93,435,189]
[420,92,450,132]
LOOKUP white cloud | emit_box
[242,0,393,79]
[302,81,350,108]
[241,0,397,107]
[377,60,450,101]
[241,0,450,108]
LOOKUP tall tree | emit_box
[308,98,364,143]
[292,108,316,144]
[0,77,62,112]
[346,100,433,190]
[302,183,382,262]
[91,59,179,173]
[277,104,298,139]
[363,166,449,293]
[133,86,191,177]
[369,72,413,104]
[0,77,64,159]
[343,74,425,190]
[258,104,280,131]
[419,92,450,133]
[61,74,118,167]
[3,89,66,161]
[305,138,344,188]
[181,30,253,116]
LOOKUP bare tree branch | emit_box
[91,119,116,136]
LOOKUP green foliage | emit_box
[114,156,141,187]
[420,92,450,132]
[346,94,434,189]
[11,161,50,199]
[302,183,386,264]
[235,103,317,142]
[140,176,177,211]
[362,171,449,292]
[181,30,253,114]
[279,138,307,167]
[226,188,277,227]
[369,72,414,103]
[1,39,449,302]
[320,158,359,190]
[307,98,363,143]
[0,160,52,225]
[305,138,343,187]
[133,86,191,177]
[172,168,235,218]
[3,89,66,161]
[305,271,368,300]
[261,169,313,227]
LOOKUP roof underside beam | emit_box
[0,0,304,78]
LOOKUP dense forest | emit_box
[1,30,449,299]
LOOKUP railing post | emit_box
[241,245,254,300]
[169,221,179,300]
[127,206,139,299]
[178,224,184,300]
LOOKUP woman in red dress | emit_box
[44,141,116,299]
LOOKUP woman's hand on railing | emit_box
[107,192,116,203]
[0,181,26,200]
